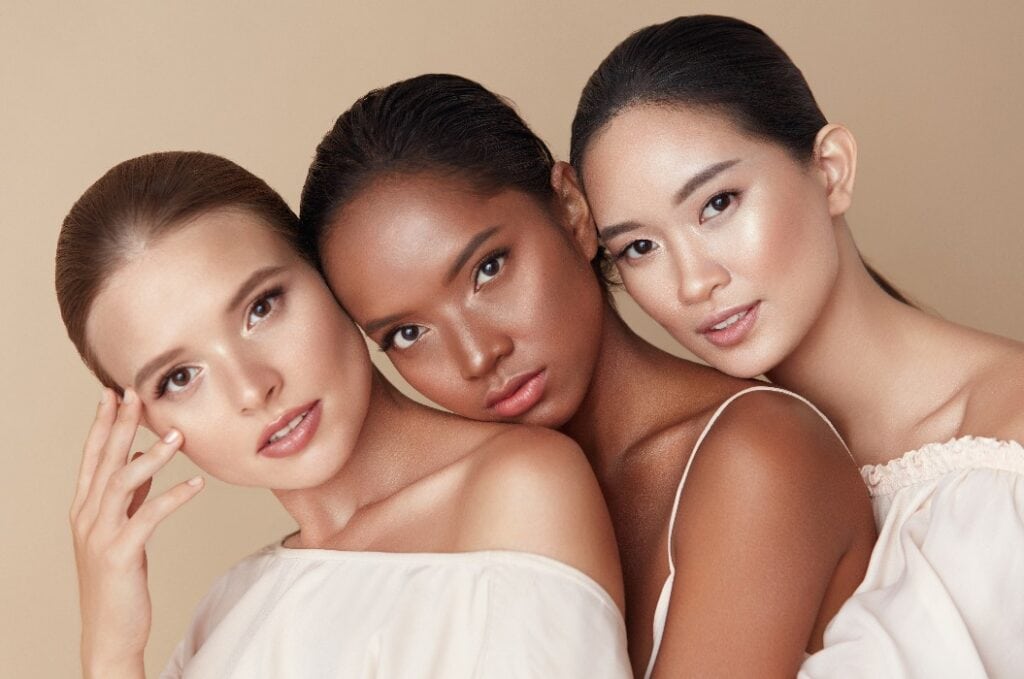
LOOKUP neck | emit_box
[562,299,701,478]
[271,369,431,546]
[767,220,960,464]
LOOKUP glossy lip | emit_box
[257,400,321,458]
[485,369,547,418]
[698,301,761,348]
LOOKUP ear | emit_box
[550,161,599,261]
[812,124,857,217]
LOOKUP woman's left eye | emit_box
[474,252,507,290]
[700,192,737,223]
[156,366,201,397]
[246,288,283,329]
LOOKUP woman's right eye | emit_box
[156,366,201,397]
[619,239,659,260]
[385,325,428,351]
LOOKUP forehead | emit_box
[86,209,301,384]
[321,172,556,317]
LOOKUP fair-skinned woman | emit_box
[570,14,1024,678]
[59,152,629,678]
[299,74,877,678]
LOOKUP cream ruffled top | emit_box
[801,436,1024,678]
[161,543,631,678]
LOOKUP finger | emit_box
[117,476,204,552]
[79,388,143,523]
[96,429,182,529]
[126,452,152,519]
[71,389,118,517]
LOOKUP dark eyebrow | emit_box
[133,265,286,391]
[363,312,408,336]
[599,159,742,242]
[445,225,501,284]
[226,265,286,313]
[134,348,185,391]
[674,159,741,206]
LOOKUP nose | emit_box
[675,244,730,306]
[450,317,514,381]
[224,347,282,414]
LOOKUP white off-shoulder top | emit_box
[161,543,631,678]
[801,436,1024,678]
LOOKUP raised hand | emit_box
[70,388,204,679]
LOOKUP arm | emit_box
[70,389,204,678]
[650,391,874,679]
[455,426,625,613]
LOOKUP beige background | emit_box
[2,1,1021,675]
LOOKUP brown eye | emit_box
[474,251,507,290]
[387,325,428,350]
[621,239,658,260]
[157,366,201,396]
[700,192,736,222]
[246,288,282,329]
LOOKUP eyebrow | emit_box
[675,158,741,205]
[132,265,286,390]
[134,347,185,392]
[226,265,287,313]
[445,225,501,284]
[598,159,741,242]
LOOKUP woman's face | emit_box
[86,209,373,489]
[320,172,604,428]
[580,105,842,378]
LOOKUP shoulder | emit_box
[456,425,624,610]
[676,387,869,552]
[962,342,1024,442]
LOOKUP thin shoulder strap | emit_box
[643,385,849,679]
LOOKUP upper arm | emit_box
[457,427,625,613]
[651,392,873,678]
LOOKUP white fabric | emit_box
[644,386,850,679]
[162,543,631,678]
[800,436,1024,678]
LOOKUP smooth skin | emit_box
[321,166,877,677]
[71,208,623,678]
[579,104,1024,466]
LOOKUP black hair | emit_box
[299,73,615,286]
[570,15,911,304]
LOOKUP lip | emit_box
[257,400,322,458]
[698,301,761,348]
[485,369,547,419]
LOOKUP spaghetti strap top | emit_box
[642,385,851,679]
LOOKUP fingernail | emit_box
[163,428,181,444]
[123,388,136,404]
[187,476,203,487]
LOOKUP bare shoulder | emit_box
[682,388,871,547]
[455,425,624,610]
[963,340,1024,442]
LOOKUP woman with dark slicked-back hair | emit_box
[57,151,631,678]
[300,73,877,678]
[572,14,1024,678]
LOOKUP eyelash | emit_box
[153,285,285,398]
[473,248,508,291]
[700,190,740,222]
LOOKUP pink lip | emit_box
[698,301,761,348]
[486,369,547,419]
[257,400,321,459]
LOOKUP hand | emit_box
[69,388,204,678]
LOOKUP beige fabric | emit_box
[801,437,1024,678]
[161,543,631,678]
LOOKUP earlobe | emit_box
[549,162,599,261]
[813,124,858,217]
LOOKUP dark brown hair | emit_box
[299,73,617,287]
[570,15,911,305]
[55,151,304,388]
